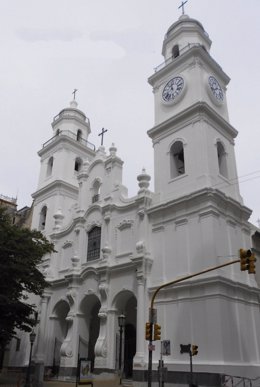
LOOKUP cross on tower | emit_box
[98,128,108,146]
[72,89,78,100]
[178,0,188,15]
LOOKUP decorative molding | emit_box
[199,209,220,220]
[116,219,134,230]
[152,225,165,232]
[175,218,188,227]
[63,240,73,249]
[86,220,102,232]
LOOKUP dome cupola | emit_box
[162,14,212,61]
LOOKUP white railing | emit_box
[42,130,95,151]
[154,43,222,73]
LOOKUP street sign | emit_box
[180,344,191,354]
[148,344,155,351]
[162,340,171,355]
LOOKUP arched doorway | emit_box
[79,294,101,371]
[113,291,137,379]
[51,300,70,376]
[124,324,136,378]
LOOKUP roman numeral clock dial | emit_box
[162,76,184,102]
[208,75,224,102]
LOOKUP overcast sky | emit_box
[1,0,260,226]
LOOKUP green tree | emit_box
[0,207,55,350]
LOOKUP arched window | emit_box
[87,227,101,261]
[92,180,101,203]
[76,129,82,142]
[172,44,180,58]
[39,206,47,230]
[74,157,82,172]
[46,156,54,177]
[217,141,228,178]
[170,141,185,178]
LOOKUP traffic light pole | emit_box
[147,258,241,387]
[189,350,193,387]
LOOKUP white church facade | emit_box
[8,13,260,386]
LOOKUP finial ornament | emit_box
[72,89,78,100]
[178,0,188,15]
[98,128,108,146]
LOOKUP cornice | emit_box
[147,101,237,141]
[148,187,252,222]
[148,274,260,303]
[38,134,95,158]
[32,180,78,200]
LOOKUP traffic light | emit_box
[240,249,250,271]
[192,344,198,356]
[239,249,257,274]
[153,323,161,341]
[248,253,256,274]
[145,322,152,341]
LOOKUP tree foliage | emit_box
[0,207,55,349]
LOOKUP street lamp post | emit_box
[24,331,36,387]
[118,314,126,385]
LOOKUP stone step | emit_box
[122,379,133,387]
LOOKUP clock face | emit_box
[162,76,184,102]
[208,76,224,101]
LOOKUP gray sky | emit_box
[1,0,260,226]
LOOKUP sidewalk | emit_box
[0,372,122,387]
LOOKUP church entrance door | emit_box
[124,323,136,378]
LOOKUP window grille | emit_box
[87,227,101,261]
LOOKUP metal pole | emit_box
[148,324,153,387]
[158,342,164,387]
[189,351,193,387]
[119,325,123,384]
[24,342,33,387]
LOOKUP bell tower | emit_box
[31,100,96,233]
[148,14,242,204]
[146,12,260,383]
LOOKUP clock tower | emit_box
[148,14,242,204]
[146,13,260,383]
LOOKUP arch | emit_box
[39,205,47,230]
[170,140,185,178]
[79,294,101,370]
[51,300,70,376]
[217,141,228,178]
[77,129,82,142]
[74,157,82,172]
[172,44,180,58]
[87,226,101,261]
[112,290,137,378]
[92,179,101,203]
[46,156,54,177]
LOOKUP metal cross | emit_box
[72,89,78,100]
[178,0,188,15]
[98,128,108,146]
